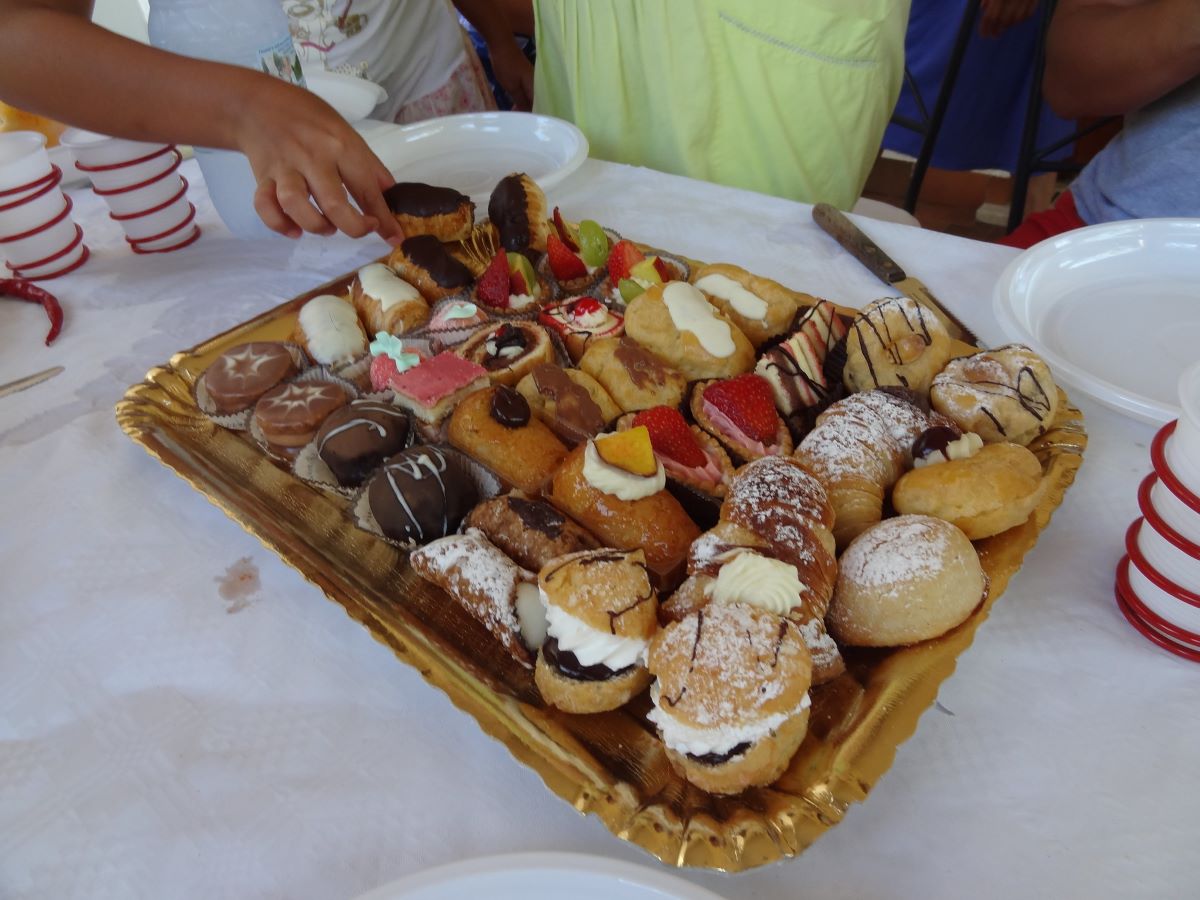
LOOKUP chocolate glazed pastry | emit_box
[490,384,530,427]
[366,446,477,544]
[315,399,410,486]
[402,235,473,290]
[532,364,607,444]
[384,182,470,217]
[489,173,533,254]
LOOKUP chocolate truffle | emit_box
[203,342,298,414]
[368,446,478,544]
[315,399,411,486]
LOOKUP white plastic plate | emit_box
[993,218,1200,424]
[352,853,726,900]
[359,112,589,208]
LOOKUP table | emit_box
[2,158,1196,900]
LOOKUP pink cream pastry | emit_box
[368,332,431,392]
[690,373,793,462]
[388,351,489,425]
[628,405,733,497]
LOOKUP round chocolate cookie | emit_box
[368,446,478,544]
[203,342,298,414]
[316,399,410,486]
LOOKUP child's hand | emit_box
[235,78,403,244]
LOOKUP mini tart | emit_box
[386,235,475,302]
[425,298,490,350]
[646,603,813,795]
[446,385,568,493]
[455,321,555,387]
[534,548,658,713]
[539,296,624,363]
[382,181,474,243]
[691,379,793,462]
[597,253,691,310]
[488,172,551,255]
[615,412,733,498]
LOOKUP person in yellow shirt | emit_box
[533,0,911,209]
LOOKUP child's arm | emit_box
[454,0,534,111]
[0,0,402,243]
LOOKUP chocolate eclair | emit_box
[383,181,474,242]
[364,445,478,545]
[455,321,555,387]
[487,172,551,255]
[387,235,475,302]
[534,548,658,714]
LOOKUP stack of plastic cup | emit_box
[1116,360,1200,661]
[60,127,200,254]
[0,131,89,280]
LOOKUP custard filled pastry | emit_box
[350,263,430,335]
[930,344,1059,446]
[646,603,813,794]
[843,296,954,395]
[578,336,687,413]
[387,235,475,302]
[624,282,755,381]
[691,263,809,347]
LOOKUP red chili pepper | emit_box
[0,278,63,345]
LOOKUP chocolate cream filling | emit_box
[542,636,633,682]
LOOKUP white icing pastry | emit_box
[694,273,768,321]
[582,440,666,500]
[647,681,811,757]
[542,591,647,669]
[707,552,804,616]
[298,294,366,364]
[661,282,735,358]
[357,263,421,311]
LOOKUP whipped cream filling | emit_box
[706,552,805,616]
[571,306,612,329]
[647,682,812,757]
[914,430,983,467]
[659,447,725,490]
[358,263,421,310]
[542,591,647,669]
[694,273,768,321]
[508,292,537,311]
[582,439,666,500]
[701,398,776,457]
[662,282,735,358]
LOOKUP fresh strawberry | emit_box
[702,374,781,444]
[633,406,707,468]
[607,240,645,284]
[509,269,530,296]
[651,256,672,282]
[547,233,587,281]
[476,250,511,309]
[552,206,579,251]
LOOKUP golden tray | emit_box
[116,261,1086,872]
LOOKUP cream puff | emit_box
[623,282,755,381]
[843,296,954,395]
[930,344,1060,445]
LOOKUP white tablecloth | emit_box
[2,158,1196,900]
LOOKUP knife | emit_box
[811,203,982,347]
[0,365,63,399]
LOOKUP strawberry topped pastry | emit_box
[603,240,689,307]
[691,373,794,462]
[538,296,624,362]
[754,300,848,422]
[624,406,733,497]
[474,249,546,316]
[542,214,611,296]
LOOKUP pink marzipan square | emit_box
[390,352,487,407]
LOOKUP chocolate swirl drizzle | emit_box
[852,297,935,389]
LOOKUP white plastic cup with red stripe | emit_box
[0,131,54,202]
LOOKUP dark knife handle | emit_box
[812,203,906,286]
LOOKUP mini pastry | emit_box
[795,388,933,549]
[474,249,548,316]
[200,342,300,415]
[294,294,368,366]
[487,172,551,255]
[426,298,490,349]
[368,332,430,393]
[546,430,700,589]
[410,529,545,667]
[624,282,754,381]
[364,445,478,545]
[388,351,490,425]
[456,322,555,387]
[722,456,836,558]
[350,263,430,335]
[828,515,987,647]
[314,398,410,487]
[646,603,813,794]
[535,549,658,713]
[464,492,600,572]
[540,297,625,363]
[930,344,1059,445]
[691,374,793,461]
[620,406,733,498]
[253,380,350,452]
[578,336,686,412]
[892,433,1046,539]
[387,235,474,302]
[382,181,474,242]
[515,363,621,446]
[691,263,809,347]
[754,300,848,420]
[447,384,568,492]
[843,296,954,395]
[602,239,689,307]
